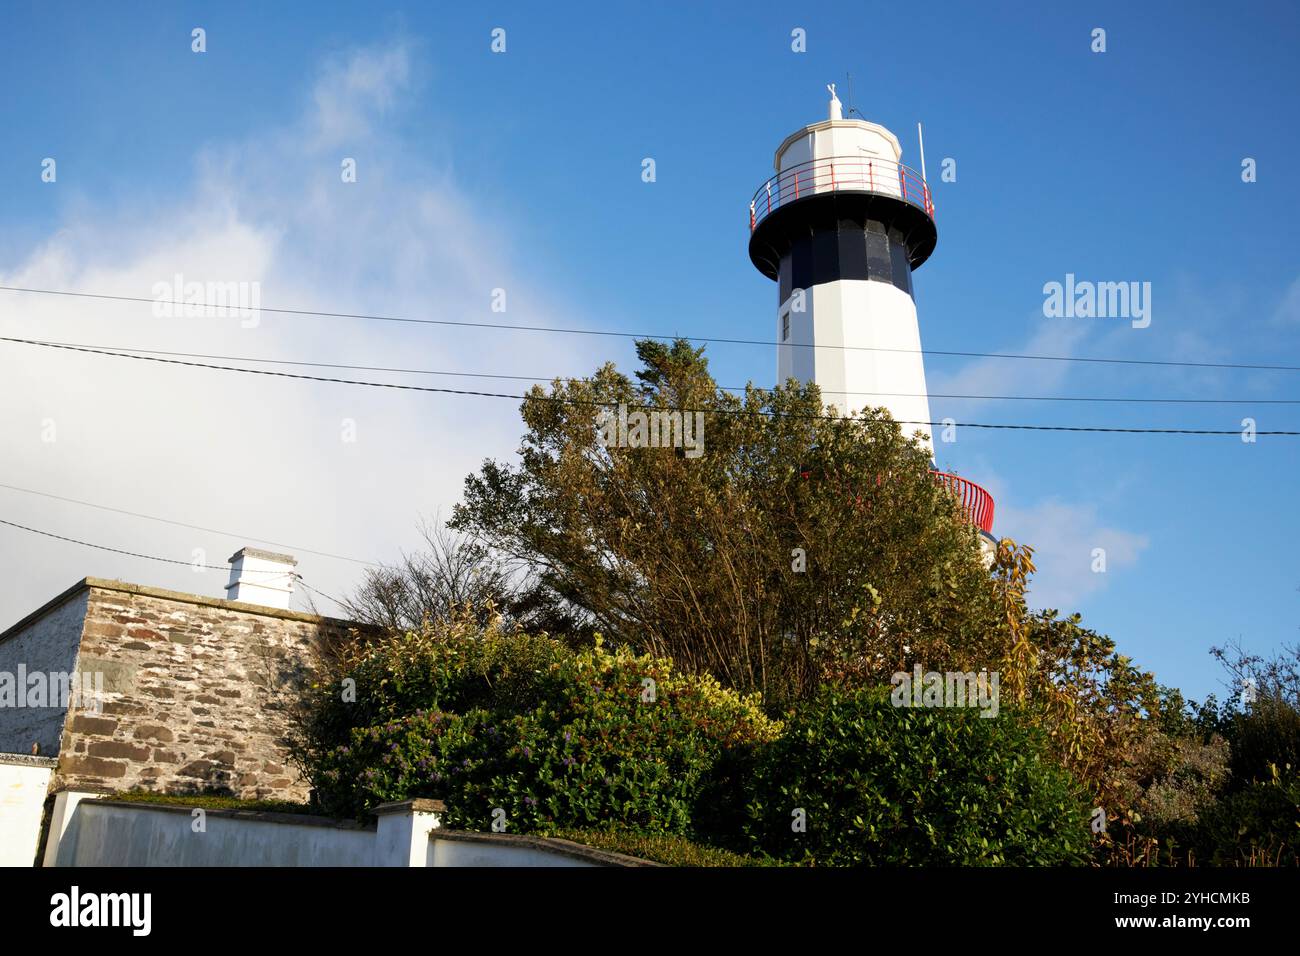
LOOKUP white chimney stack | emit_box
[225,547,297,610]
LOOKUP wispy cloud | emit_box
[996,497,1149,611]
[1273,275,1300,326]
[926,314,1091,414]
[309,42,414,150]
[0,39,603,622]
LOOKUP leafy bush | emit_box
[1116,729,1230,837]
[303,624,780,835]
[1095,682,1300,866]
[1206,641,1300,786]
[1190,765,1300,866]
[738,688,1092,865]
[552,828,779,866]
[296,616,570,764]
[1225,696,1300,786]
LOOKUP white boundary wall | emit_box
[46,794,438,867]
[0,754,55,867]
[45,794,651,867]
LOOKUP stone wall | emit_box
[0,589,88,756]
[0,578,360,802]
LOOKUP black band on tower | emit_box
[749,189,939,295]
[778,220,915,302]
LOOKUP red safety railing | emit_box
[931,471,995,534]
[749,156,933,232]
[796,462,994,535]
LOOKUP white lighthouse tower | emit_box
[747,86,996,547]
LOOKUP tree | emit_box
[1209,638,1300,786]
[340,519,585,637]
[449,339,1001,706]
[342,520,520,632]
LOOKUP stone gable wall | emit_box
[0,589,88,756]
[0,580,359,802]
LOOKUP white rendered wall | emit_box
[50,799,380,867]
[427,836,600,867]
[46,796,631,867]
[779,280,933,450]
[0,756,54,866]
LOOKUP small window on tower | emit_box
[782,312,790,341]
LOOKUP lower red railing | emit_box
[930,471,995,534]
[795,465,995,534]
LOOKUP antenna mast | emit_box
[917,122,928,182]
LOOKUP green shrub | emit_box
[297,618,569,764]
[1225,695,1300,786]
[1116,729,1230,841]
[305,627,779,834]
[552,828,779,866]
[1190,765,1300,866]
[738,687,1092,866]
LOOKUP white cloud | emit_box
[995,497,1149,611]
[0,40,605,625]
[1273,275,1300,326]
[926,313,1091,414]
[309,42,414,150]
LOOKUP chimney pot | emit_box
[225,547,298,610]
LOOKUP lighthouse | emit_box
[746,86,995,551]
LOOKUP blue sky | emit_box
[1,1,1297,702]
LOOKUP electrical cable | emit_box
[5,284,1300,372]
[3,334,1296,436]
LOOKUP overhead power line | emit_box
[0,481,378,567]
[4,284,1300,373]
[0,516,271,572]
[0,516,349,612]
[3,334,1297,436]
[7,335,1300,406]
[296,577,352,613]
